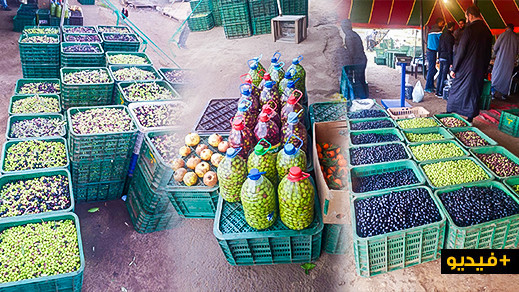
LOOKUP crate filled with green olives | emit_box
[9,94,62,116]
[138,132,226,218]
[60,67,115,109]
[6,114,66,140]
[401,127,455,144]
[0,213,85,292]
[106,52,153,66]
[115,81,181,106]
[213,173,323,265]
[14,79,61,96]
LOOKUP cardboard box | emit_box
[313,120,350,225]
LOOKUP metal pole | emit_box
[420,0,425,78]
[276,0,282,16]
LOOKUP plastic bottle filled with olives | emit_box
[241,169,278,230]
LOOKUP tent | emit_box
[346,0,519,34]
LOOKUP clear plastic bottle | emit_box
[254,112,281,150]
[258,72,277,93]
[278,166,315,230]
[280,78,299,107]
[280,90,305,125]
[287,55,306,94]
[234,99,257,131]
[240,73,261,101]
[217,148,247,202]
[241,168,277,230]
[238,83,260,118]
[248,141,279,187]
[282,112,308,158]
[260,103,281,129]
[229,116,256,160]
[269,61,285,84]
[267,52,282,73]
[278,67,297,96]
[277,136,307,178]
[259,81,281,114]
[247,56,265,86]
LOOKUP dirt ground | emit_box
[1,0,519,291]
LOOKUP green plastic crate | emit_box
[251,16,274,35]
[9,94,61,115]
[211,0,223,26]
[70,157,130,184]
[248,0,278,18]
[0,213,85,292]
[348,128,404,145]
[96,25,133,34]
[6,113,66,140]
[116,81,181,105]
[22,63,60,78]
[62,25,97,34]
[109,65,162,83]
[101,33,141,52]
[479,79,491,110]
[188,12,215,31]
[347,108,388,120]
[407,140,470,162]
[67,105,138,161]
[22,25,60,34]
[129,165,174,214]
[74,180,125,202]
[223,21,252,39]
[190,0,213,12]
[63,33,102,43]
[351,186,446,277]
[106,52,153,66]
[158,68,190,95]
[374,56,386,65]
[1,137,69,174]
[499,108,519,137]
[36,9,50,25]
[396,117,441,129]
[213,178,323,266]
[61,42,106,67]
[219,0,250,24]
[349,117,397,131]
[167,187,220,219]
[419,157,494,190]
[309,101,349,125]
[434,113,471,128]
[49,16,69,26]
[13,16,35,32]
[0,169,74,222]
[126,182,181,233]
[504,177,519,196]
[78,0,95,5]
[14,78,60,95]
[18,34,60,64]
[349,160,426,197]
[401,127,455,144]
[435,181,519,249]
[60,67,114,109]
[323,224,349,254]
[348,141,411,168]
[447,126,498,148]
[469,146,519,180]
[279,0,307,16]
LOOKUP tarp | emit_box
[345,0,519,34]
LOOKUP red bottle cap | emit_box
[263,73,271,81]
[287,95,297,105]
[232,118,245,130]
[287,166,309,182]
[262,104,273,114]
[259,113,270,122]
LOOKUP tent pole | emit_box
[420,0,425,78]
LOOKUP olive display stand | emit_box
[6,113,66,140]
[349,117,398,131]
[106,52,153,66]
[347,108,388,120]
[351,186,446,277]
[434,181,519,249]
[395,117,441,130]
[213,178,323,266]
[348,160,426,197]
[433,113,472,128]
[401,127,455,144]
[348,128,405,146]
[0,137,70,175]
[347,141,411,169]
[0,169,75,223]
[14,78,61,96]
[60,67,115,109]
[323,223,349,254]
[138,132,224,219]
[8,94,62,116]
[115,80,181,106]
[447,127,498,148]
[406,140,470,163]
[194,98,239,134]
[469,146,519,180]
[0,213,85,292]
[313,121,350,225]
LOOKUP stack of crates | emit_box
[210,0,223,26]
[19,27,61,78]
[218,0,252,39]
[248,0,278,35]
[36,9,50,26]
[187,12,216,32]
[13,3,38,32]
[67,106,137,202]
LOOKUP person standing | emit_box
[425,18,445,93]
[436,21,456,99]
[491,24,519,99]
[1,0,11,11]
[341,19,368,92]
[447,6,493,122]
[453,19,466,48]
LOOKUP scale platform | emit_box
[381,99,411,109]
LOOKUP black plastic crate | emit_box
[194,98,239,134]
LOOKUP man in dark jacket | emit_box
[454,19,466,47]
[425,18,445,93]
[341,19,368,97]
[436,21,455,99]
[447,6,492,122]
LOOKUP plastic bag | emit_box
[412,81,424,103]
[349,99,375,112]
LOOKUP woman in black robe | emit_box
[447,6,492,122]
